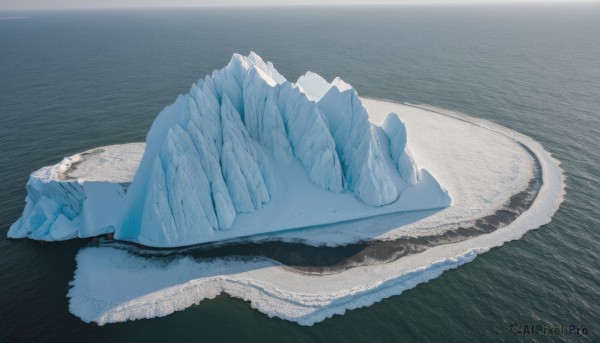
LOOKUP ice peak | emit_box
[114,52,422,247]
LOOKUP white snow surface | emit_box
[68,100,565,326]
[8,143,145,240]
[259,100,541,246]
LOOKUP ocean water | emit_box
[1,5,599,342]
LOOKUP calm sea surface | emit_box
[0,5,599,342]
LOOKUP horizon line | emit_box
[2,1,599,13]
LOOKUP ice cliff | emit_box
[8,144,144,241]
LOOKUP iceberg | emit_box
[7,52,566,328]
[9,53,450,247]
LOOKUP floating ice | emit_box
[7,53,564,328]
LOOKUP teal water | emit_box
[0,5,599,342]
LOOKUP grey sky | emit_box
[1,0,598,11]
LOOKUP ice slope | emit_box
[7,144,144,240]
[116,52,431,247]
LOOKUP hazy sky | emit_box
[1,0,598,11]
